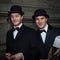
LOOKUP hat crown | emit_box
[32,9,49,19]
[8,5,24,15]
[34,9,47,15]
[10,5,22,12]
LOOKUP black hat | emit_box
[8,5,24,15]
[32,9,49,20]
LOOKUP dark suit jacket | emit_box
[6,24,38,60]
[36,24,60,59]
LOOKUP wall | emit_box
[0,0,60,59]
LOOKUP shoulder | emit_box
[54,27,60,34]
[6,28,13,34]
[23,25,36,32]
[48,24,60,32]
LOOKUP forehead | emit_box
[10,13,21,16]
[36,16,46,18]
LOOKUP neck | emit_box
[14,23,22,28]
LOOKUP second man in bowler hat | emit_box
[32,9,60,60]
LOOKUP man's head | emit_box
[32,9,49,29]
[8,5,24,27]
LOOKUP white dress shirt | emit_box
[13,23,22,39]
[40,24,48,43]
[53,35,60,48]
[13,23,24,60]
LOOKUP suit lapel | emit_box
[45,29,51,45]
[11,29,15,40]
[37,30,44,44]
[14,25,25,40]
[15,30,22,40]
[45,25,54,47]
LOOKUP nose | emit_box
[12,16,17,21]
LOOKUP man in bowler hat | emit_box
[5,5,38,60]
[32,9,60,60]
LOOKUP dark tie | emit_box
[12,27,20,31]
[40,30,46,33]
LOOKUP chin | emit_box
[39,26,44,29]
[13,24,18,26]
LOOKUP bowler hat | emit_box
[8,5,24,15]
[32,9,49,20]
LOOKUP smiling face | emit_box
[35,16,48,29]
[10,13,23,27]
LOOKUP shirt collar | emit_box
[14,23,23,28]
[40,24,48,32]
[44,24,48,32]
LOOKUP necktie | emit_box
[13,27,20,31]
[40,30,46,43]
[13,27,20,39]
[40,30,46,33]
[15,27,20,31]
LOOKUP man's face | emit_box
[10,13,23,26]
[35,16,47,29]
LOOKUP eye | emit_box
[41,17,44,20]
[15,15,19,17]
[36,18,39,20]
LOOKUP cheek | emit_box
[16,18,22,24]
[15,17,21,22]
[36,20,42,25]
[43,21,47,25]
[36,21,40,26]
[36,20,39,24]
[35,21,38,25]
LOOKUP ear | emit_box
[46,18,48,22]
[21,15,24,20]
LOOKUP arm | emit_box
[5,32,12,60]
[53,48,60,56]
[5,53,12,60]
[48,47,52,60]
[11,53,24,60]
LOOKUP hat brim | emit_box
[8,11,24,15]
[32,14,49,20]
